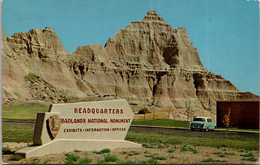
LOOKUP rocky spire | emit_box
[142,10,164,22]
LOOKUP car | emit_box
[190,116,216,131]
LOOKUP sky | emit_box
[1,0,259,95]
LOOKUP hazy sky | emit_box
[2,0,259,95]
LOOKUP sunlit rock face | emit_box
[2,10,258,120]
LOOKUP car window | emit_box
[207,119,212,122]
[193,118,205,122]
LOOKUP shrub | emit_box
[138,108,150,114]
[9,154,23,161]
[127,151,139,156]
[65,153,79,164]
[180,145,198,154]
[242,157,257,161]
[79,158,92,164]
[167,149,175,153]
[104,154,118,162]
[2,147,12,154]
[241,152,254,157]
[92,148,111,154]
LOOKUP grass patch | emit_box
[65,153,80,164]
[73,149,82,152]
[2,125,34,143]
[9,154,23,161]
[2,102,50,121]
[2,147,13,154]
[240,152,254,157]
[167,149,175,153]
[104,154,117,162]
[242,157,257,161]
[78,158,92,164]
[127,151,139,156]
[92,148,110,154]
[218,127,259,132]
[126,131,259,151]
[132,119,187,128]
[180,145,198,153]
[201,158,226,163]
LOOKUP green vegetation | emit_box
[24,73,55,89]
[218,127,259,132]
[2,126,34,143]
[127,151,139,156]
[2,147,12,154]
[240,152,254,157]
[132,119,187,128]
[92,148,111,154]
[180,145,198,153]
[242,157,257,161]
[78,158,92,164]
[2,102,50,121]
[201,158,226,163]
[142,143,168,149]
[167,149,175,153]
[65,153,80,164]
[64,153,92,164]
[97,154,117,163]
[126,131,259,151]
[104,154,118,162]
[73,149,82,152]
[9,154,23,161]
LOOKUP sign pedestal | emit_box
[16,99,142,158]
[16,139,141,158]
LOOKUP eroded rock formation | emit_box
[2,10,258,120]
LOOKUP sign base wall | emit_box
[16,139,142,158]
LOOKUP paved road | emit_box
[3,121,259,141]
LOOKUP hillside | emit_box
[2,10,258,120]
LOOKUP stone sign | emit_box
[16,99,141,158]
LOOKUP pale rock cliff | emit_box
[2,10,258,120]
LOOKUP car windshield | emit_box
[193,118,205,122]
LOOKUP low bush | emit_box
[9,154,23,161]
[92,148,111,154]
[78,158,92,164]
[2,147,12,154]
[65,153,79,164]
[103,154,118,162]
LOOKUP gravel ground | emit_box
[2,142,259,164]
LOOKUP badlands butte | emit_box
[2,10,258,120]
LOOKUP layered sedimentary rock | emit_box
[2,10,258,120]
